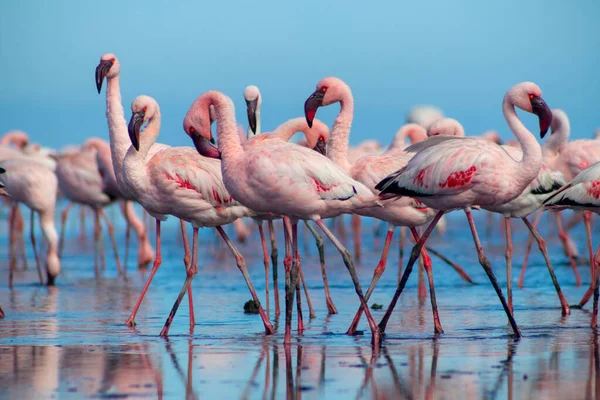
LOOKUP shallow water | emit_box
[0,205,599,399]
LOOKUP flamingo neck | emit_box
[40,210,60,278]
[327,93,354,173]
[543,118,569,156]
[139,111,161,156]
[213,94,244,165]
[105,75,129,185]
[271,118,310,142]
[502,98,542,189]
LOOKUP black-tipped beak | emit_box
[304,90,325,128]
[128,110,145,151]
[313,138,327,155]
[531,96,552,138]
[95,60,113,94]
[192,134,221,159]
[245,99,258,135]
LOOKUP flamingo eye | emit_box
[318,136,324,141]
[142,106,147,112]
[529,94,534,99]
[188,126,196,135]
[320,87,327,93]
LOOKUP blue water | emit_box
[0,203,598,399]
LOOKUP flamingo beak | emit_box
[95,60,113,93]
[530,96,552,138]
[245,99,258,135]
[127,110,145,151]
[191,134,221,159]
[304,90,324,128]
[313,137,327,155]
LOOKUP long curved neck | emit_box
[544,118,569,155]
[502,98,542,187]
[214,94,244,164]
[105,75,129,182]
[271,118,309,142]
[139,112,161,157]
[327,92,354,173]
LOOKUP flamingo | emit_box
[96,53,196,327]
[406,105,444,129]
[430,118,570,315]
[93,137,155,269]
[184,90,382,346]
[124,95,272,336]
[55,138,123,275]
[375,82,554,338]
[238,85,338,316]
[0,159,60,286]
[0,130,29,149]
[303,77,473,335]
[544,161,600,327]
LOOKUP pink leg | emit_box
[464,208,521,337]
[577,212,597,308]
[518,209,543,288]
[99,208,124,276]
[592,246,599,328]
[379,211,445,333]
[179,220,195,329]
[93,209,101,276]
[283,218,294,344]
[58,202,74,259]
[347,225,394,335]
[292,223,304,332]
[258,222,271,318]
[119,201,131,271]
[216,226,274,334]
[125,220,161,327]
[352,215,361,262]
[0,305,4,318]
[522,218,570,315]
[8,205,17,288]
[297,263,316,319]
[417,250,427,302]
[29,209,44,285]
[504,217,513,315]
[13,207,26,270]
[303,220,336,314]
[268,220,280,316]
[416,226,444,335]
[556,212,582,286]
[315,219,381,347]
[160,227,199,336]
[79,205,86,244]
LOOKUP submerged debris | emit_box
[371,303,383,310]
[243,300,260,314]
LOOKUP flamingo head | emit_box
[96,53,120,93]
[45,252,60,286]
[305,119,330,155]
[508,82,552,138]
[304,77,350,128]
[244,85,261,135]
[427,118,465,138]
[128,95,157,152]
[481,130,503,144]
[183,93,222,159]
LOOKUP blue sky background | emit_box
[1,0,599,149]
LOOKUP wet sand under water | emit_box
[0,206,599,399]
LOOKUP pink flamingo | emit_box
[544,160,600,327]
[0,131,29,149]
[92,137,155,269]
[375,82,554,338]
[0,159,60,286]
[244,85,261,138]
[303,77,472,335]
[96,53,197,327]
[406,105,444,129]
[124,95,272,336]
[55,139,123,275]
[430,118,570,315]
[184,90,382,346]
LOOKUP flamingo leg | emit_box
[29,209,44,285]
[521,217,570,315]
[347,224,394,335]
[125,220,161,327]
[179,220,195,329]
[518,208,543,288]
[99,208,124,275]
[352,215,362,262]
[160,227,199,336]
[14,206,26,270]
[297,264,316,319]
[79,205,86,243]
[216,225,273,334]
[120,200,131,272]
[555,212,582,286]
[315,219,381,347]
[93,209,101,276]
[283,218,294,344]
[0,305,4,318]
[303,220,337,314]
[293,223,304,332]
[415,227,444,334]
[464,208,521,337]
[379,211,445,333]
[504,217,513,315]
[58,202,74,259]
[258,221,271,317]
[268,220,280,316]
[398,226,406,284]
[8,205,17,288]
[98,211,106,273]
[592,246,599,329]
[417,249,426,302]
[577,214,598,309]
